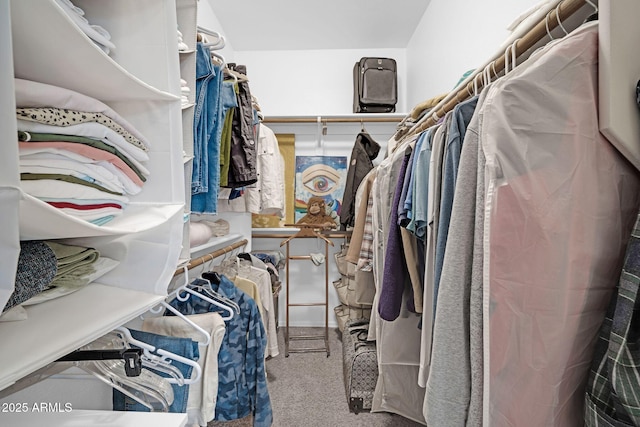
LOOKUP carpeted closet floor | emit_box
[264,327,424,427]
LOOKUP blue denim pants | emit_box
[191,69,236,214]
[192,43,215,195]
[112,329,199,413]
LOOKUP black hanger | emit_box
[202,271,221,285]
[584,11,597,22]
[56,348,143,377]
[237,252,252,261]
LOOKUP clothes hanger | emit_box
[280,223,335,247]
[360,119,368,134]
[204,36,226,50]
[545,9,555,41]
[584,0,598,22]
[89,331,184,385]
[197,26,226,49]
[69,335,174,412]
[76,362,158,411]
[172,266,235,320]
[210,51,226,69]
[554,3,569,37]
[114,327,203,386]
[95,358,174,412]
[188,258,241,315]
[190,278,241,315]
[143,269,212,348]
[147,300,212,347]
[225,68,249,83]
[503,37,520,76]
[176,280,235,321]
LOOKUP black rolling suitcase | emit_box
[342,318,378,414]
[353,57,397,113]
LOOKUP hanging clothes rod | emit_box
[196,25,222,38]
[263,115,403,124]
[173,238,248,277]
[253,232,350,239]
[407,0,589,136]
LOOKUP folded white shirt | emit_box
[17,120,150,166]
[20,178,130,204]
[15,79,149,150]
[54,206,123,221]
[20,158,127,195]
[20,151,142,196]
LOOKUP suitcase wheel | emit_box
[349,397,364,414]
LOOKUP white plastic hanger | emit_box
[210,51,226,69]
[147,300,212,347]
[173,266,235,321]
[554,3,569,37]
[90,331,185,386]
[204,35,226,50]
[189,275,241,316]
[77,362,161,411]
[197,26,226,50]
[504,38,520,75]
[114,327,203,386]
[198,257,242,314]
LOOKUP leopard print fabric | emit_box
[16,107,149,152]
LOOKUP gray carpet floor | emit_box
[265,327,425,427]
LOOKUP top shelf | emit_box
[262,113,407,124]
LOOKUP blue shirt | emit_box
[407,129,433,238]
[401,130,427,222]
[168,275,272,426]
[433,96,478,312]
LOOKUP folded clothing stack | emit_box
[2,240,119,321]
[177,28,189,51]
[15,78,151,225]
[54,0,116,55]
[181,79,191,108]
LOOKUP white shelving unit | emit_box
[177,0,198,266]
[0,0,189,424]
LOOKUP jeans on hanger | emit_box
[112,329,199,414]
[192,43,215,196]
[191,62,227,214]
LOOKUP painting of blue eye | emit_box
[305,176,335,193]
[295,155,347,224]
[302,164,339,196]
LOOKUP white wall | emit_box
[197,0,236,63]
[405,0,543,108]
[235,49,407,116]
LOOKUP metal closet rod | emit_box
[407,0,589,136]
[262,116,403,124]
[173,238,248,277]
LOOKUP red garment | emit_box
[47,201,123,210]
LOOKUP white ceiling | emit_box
[206,0,431,51]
